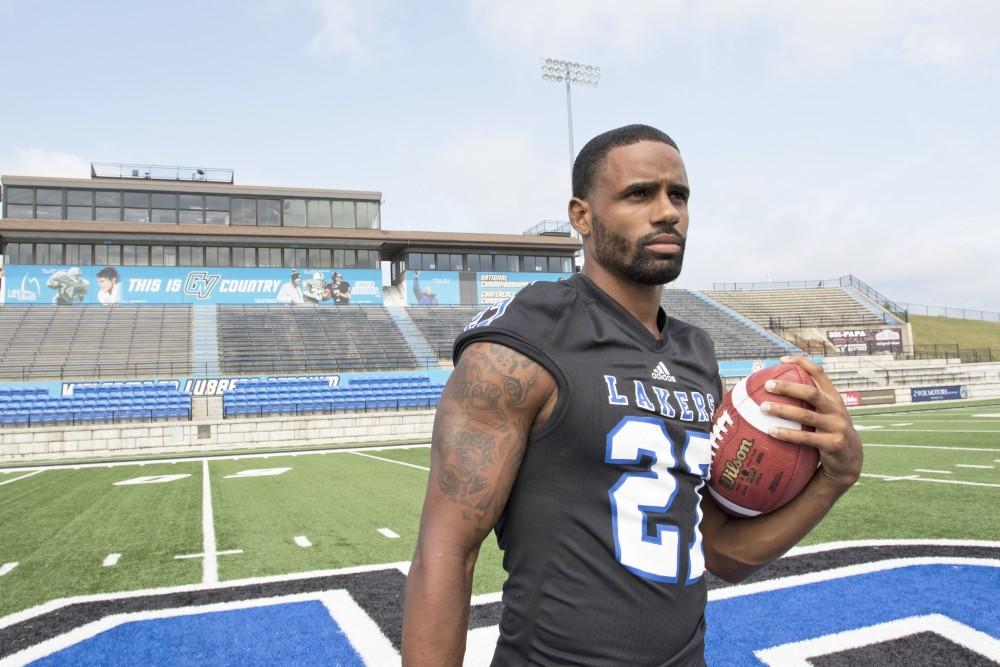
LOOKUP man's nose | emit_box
[651,190,681,226]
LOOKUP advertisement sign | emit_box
[840,391,861,407]
[826,328,903,354]
[403,270,572,305]
[825,328,903,354]
[3,265,383,305]
[911,385,967,402]
[841,388,896,407]
[405,271,461,305]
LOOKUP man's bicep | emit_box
[425,341,555,538]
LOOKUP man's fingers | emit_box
[761,401,836,430]
[779,355,838,395]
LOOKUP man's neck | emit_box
[582,263,664,337]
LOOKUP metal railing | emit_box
[90,162,234,184]
[710,274,908,322]
[900,303,1000,323]
[223,397,439,419]
[768,314,900,330]
[0,354,448,382]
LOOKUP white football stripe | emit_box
[294,535,312,548]
[731,375,802,435]
[706,485,761,517]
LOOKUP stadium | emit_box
[3,3,1000,664]
[1,162,998,665]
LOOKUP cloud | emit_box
[399,126,569,235]
[0,148,90,178]
[468,0,1000,76]
[302,0,396,63]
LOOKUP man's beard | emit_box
[590,213,685,285]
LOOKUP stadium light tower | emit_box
[540,58,601,176]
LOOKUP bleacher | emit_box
[406,306,482,358]
[660,290,796,359]
[406,296,797,361]
[0,382,191,428]
[0,305,193,381]
[217,305,418,374]
[705,287,899,331]
[223,375,444,418]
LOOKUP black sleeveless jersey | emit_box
[454,274,722,667]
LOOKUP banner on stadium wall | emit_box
[911,385,967,402]
[477,272,568,304]
[2,265,383,305]
[840,388,896,407]
[825,328,903,354]
[405,271,462,305]
[403,270,572,305]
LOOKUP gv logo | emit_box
[183,272,221,300]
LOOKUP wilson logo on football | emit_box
[651,362,676,383]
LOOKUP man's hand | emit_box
[758,355,862,489]
[700,355,863,582]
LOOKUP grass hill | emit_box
[908,314,1000,357]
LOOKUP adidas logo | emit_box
[651,361,676,383]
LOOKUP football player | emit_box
[402,125,862,666]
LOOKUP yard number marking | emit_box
[114,474,191,486]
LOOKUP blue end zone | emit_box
[705,564,1000,663]
[33,600,365,667]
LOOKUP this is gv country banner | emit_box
[2,265,383,305]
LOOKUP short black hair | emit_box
[97,266,119,281]
[572,124,679,200]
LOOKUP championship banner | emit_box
[911,385,967,402]
[476,272,568,305]
[403,270,572,305]
[2,265,383,305]
[825,328,903,354]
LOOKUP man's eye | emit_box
[628,189,649,199]
[669,191,688,203]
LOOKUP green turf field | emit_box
[1,400,998,620]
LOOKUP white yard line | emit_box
[351,451,430,471]
[294,535,312,548]
[955,464,995,469]
[0,443,432,475]
[862,472,1000,489]
[377,528,400,539]
[865,444,1000,452]
[102,553,121,567]
[0,562,18,577]
[0,470,43,487]
[914,469,952,474]
[201,459,218,585]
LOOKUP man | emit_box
[402,125,862,665]
[331,272,351,304]
[96,266,122,305]
[277,271,304,305]
[46,267,89,305]
[411,271,438,305]
[304,271,327,303]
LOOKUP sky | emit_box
[2,0,998,313]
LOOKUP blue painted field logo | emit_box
[183,272,222,300]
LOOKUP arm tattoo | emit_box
[433,343,550,527]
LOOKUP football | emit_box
[707,363,819,517]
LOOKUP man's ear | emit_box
[569,197,591,237]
